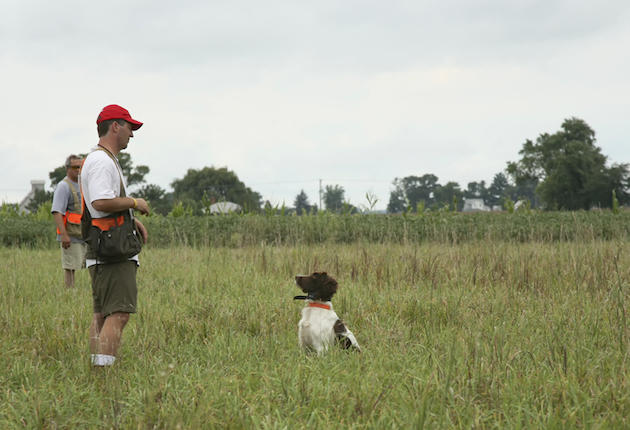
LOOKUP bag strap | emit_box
[63,177,81,213]
[95,146,126,198]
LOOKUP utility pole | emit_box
[319,179,323,210]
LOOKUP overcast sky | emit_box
[2,0,629,210]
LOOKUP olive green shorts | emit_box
[88,261,138,317]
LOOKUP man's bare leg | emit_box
[97,312,130,357]
[90,312,105,354]
[64,269,75,288]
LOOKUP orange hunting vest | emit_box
[57,177,83,236]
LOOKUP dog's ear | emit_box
[318,273,338,301]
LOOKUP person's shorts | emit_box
[61,242,87,270]
[89,261,138,317]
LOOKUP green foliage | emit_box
[517,199,532,213]
[117,152,150,189]
[2,242,630,427]
[505,197,515,213]
[487,172,512,207]
[323,184,345,213]
[362,191,379,213]
[135,184,173,216]
[171,166,262,213]
[168,201,193,218]
[464,180,487,200]
[386,182,406,213]
[508,117,629,210]
[49,165,68,188]
[0,203,20,218]
[388,174,439,213]
[33,201,53,221]
[434,181,463,211]
[25,189,53,213]
[294,190,315,215]
[389,175,466,212]
[4,210,630,248]
[134,211,630,247]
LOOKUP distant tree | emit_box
[507,117,629,209]
[486,173,511,208]
[49,166,69,188]
[171,166,262,213]
[464,181,488,200]
[386,181,407,213]
[323,184,345,212]
[294,190,315,215]
[118,153,150,189]
[387,174,439,213]
[434,181,463,211]
[404,174,438,210]
[135,184,173,215]
[341,201,359,214]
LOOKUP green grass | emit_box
[1,242,629,428]
[3,210,630,247]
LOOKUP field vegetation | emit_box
[1,236,629,427]
[2,209,630,248]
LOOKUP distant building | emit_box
[514,200,528,210]
[462,198,490,212]
[209,201,242,214]
[19,180,46,213]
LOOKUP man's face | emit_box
[66,159,82,181]
[116,121,134,150]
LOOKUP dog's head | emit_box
[295,272,338,302]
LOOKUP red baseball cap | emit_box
[96,104,143,130]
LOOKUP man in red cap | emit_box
[80,104,150,367]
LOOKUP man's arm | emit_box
[52,212,71,249]
[92,197,150,215]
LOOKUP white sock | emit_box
[91,354,116,366]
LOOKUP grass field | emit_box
[1,242,629,428]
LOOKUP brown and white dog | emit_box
[294,272,361,354]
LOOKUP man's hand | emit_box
[133,198,150,216]
[61,233,71,249]
[53,212,71,248]
[134,219,148,244]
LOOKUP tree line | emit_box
[30,117,628,215]
[388,117,628,213]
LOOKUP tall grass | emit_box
[1,242,629,427]
[3,210,630,247]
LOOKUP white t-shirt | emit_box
[80,147,139,267]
